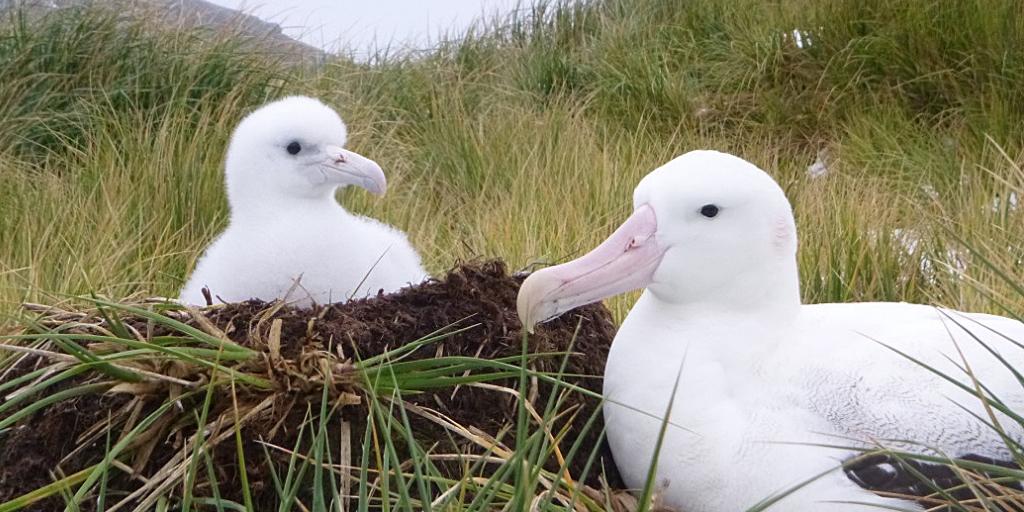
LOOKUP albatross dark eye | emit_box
[700,204,719,218]
[286,141,302,155]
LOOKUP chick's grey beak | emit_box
[323,145,387,196]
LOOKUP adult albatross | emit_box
[517,150,1024,511]
[180,96,426,307]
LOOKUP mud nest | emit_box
[0,260,623,510]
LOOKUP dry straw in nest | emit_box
[0,261,648,511]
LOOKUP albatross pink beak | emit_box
[323,145,387,196]
[517,204,666,332]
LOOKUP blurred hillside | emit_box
[0,0,325,63]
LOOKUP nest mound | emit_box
[0,260,622,510]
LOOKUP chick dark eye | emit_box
[699,204,719,218]
[286,141,302,155]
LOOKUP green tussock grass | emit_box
[1,0,1022,321]
[1,0,1023,510]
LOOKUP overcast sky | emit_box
[206,0,519,57]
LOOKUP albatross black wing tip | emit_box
[844,452,1024,509]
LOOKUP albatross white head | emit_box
[224,96,385,217]
[518,150,801,331]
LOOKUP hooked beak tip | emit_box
[324,145,387,196]
[518,308,538,334]
[369,178,387,196]
[517,270,555,334]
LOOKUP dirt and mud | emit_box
[0,261,623,510]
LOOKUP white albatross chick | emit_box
[517,150,1024,511]
[180,96,427,307]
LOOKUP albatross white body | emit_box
[181,97,426,307]
[518,150,1024,511]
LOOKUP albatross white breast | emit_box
[517,150,1024,511]
[180,96,427,307]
